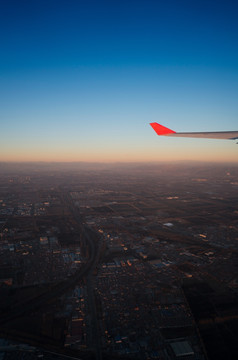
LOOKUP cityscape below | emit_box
[0,161,237,360]
[1,1,238,359]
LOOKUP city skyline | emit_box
[1,0,238,163]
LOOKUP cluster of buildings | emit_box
[95,258,201,358]
[0,165,237,359]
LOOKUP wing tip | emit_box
[150,122,176,136]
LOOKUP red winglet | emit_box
[150,122,176,135]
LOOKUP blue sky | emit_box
[1,0,238,162]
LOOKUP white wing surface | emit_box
[150,123,238,140]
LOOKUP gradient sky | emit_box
[1,0,238,163]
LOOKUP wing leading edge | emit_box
[150,123,238,140]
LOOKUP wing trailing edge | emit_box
[150,122,238,140]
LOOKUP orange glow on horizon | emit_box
[1,144,237,163]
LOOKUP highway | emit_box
[0,226,98,323]
[0,191,103,359]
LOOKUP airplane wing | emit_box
[150,123,238,140]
